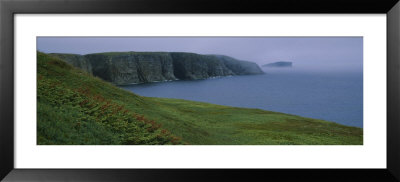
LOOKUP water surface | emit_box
[120,68,363,128]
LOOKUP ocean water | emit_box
[120,68,363,128]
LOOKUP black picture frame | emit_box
[1,0,399,181]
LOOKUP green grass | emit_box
[37,52,363,145]
[37,52,181,145]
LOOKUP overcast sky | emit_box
[37,37,362,71]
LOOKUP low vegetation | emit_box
[37,52,181,144]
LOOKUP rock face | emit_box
[214,55,265,75]
[170,53,234,80]
[84,52,176,85]
[263,61,293,68]
[50,52,264,85]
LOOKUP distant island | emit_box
[263,61,293,68]
[50,52,264,85]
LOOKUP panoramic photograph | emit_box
[36,37,363,145]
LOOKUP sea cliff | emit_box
[50,52,264,85]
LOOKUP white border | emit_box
[15,14,386,168]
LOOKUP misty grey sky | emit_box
[37,37,363,71]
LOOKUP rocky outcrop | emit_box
[263,61,293,68]
[50,52,264,85]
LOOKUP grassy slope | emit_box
[37,52,363,145]
[37,52,181,145]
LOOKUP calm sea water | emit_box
[120,68,363,128]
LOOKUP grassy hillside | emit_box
[37,52,363,145]
[37,52,181,145]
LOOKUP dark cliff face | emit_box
[170,53,234,80]
[49,52,264,85]
[84,52,176,85]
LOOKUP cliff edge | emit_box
[50,52,264,85]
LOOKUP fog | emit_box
[37,37,362,72]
